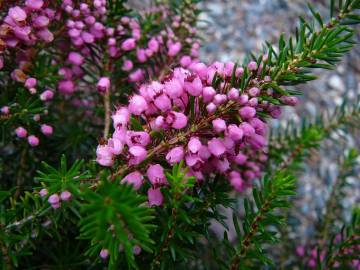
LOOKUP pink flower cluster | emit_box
[40,188,72,209]
[0,1,55,55]
[58,0,199,95]
[96,60,298,206]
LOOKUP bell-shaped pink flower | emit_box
[121,171,143,190]
[112,107,130,128]
[166,111,188,129]
[128,95,148,115]
[96,145,114,167]
[108,138,123,155]
[184,76,202,96]
[166,146,184,165]
[147,188,163,206]
[164,79,183,98]
[125,131,150,147]
[147,164,167,185]
[128,146,147,165]
[97,77,110,93]
[188,137,202,154]
[240,122,255,137]
[208,138,226,157]
[247,61,258,71]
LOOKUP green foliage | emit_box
[79,180,156,270]
[36,155,90,197]
[224,171,297,270]
[268,97,360,171]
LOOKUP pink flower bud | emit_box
[15,127,27,138]
[97,77,110,93]
[166,146,184,165]
[148,38,159,52]
[39,188,48,197]
[58,80,75,94]
[9,7,27,22]
[40,90,54,101]
[48,194,60,204]
[249,87,260,97]
[208,138,226,157]
[136,49,147,63]
[229,171,245,192]
[168,42,182,57]
[1,106,9,114]
[121,38,136,51]
[39,124,53,136]
[60,190,72,201]
[154,94,172,112]
[128,95,148,115]
[247,61,258,71]
[202,86,216,103]
[240,122,255,137]
[28,135,39,147]
[235,153,247,165]
[51,202,61,209]
[68,52,84,66]
[129,69,144,82]
[180,56,192,67]
[33,15,49,28]
[147,188,163,206]
[281,96,299,106]
[37,28,54,42]
[122,60,133,71]
[99,249,109,259]
[212,118,227,133]
[147,164,167,185]
[122,171,143,190]
[133,245,142,255]
[206,102,217,114]
[227,124,244,141]
[188,137,202,154]
[25,78,37,89]
[239,106,256,120]
[228,88,239,100]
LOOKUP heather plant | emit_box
[0,0,360,269]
